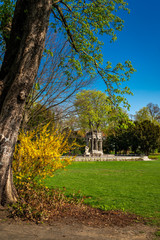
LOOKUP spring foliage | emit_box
[74,90,111,131]
[0,0,135,107]
[13,124,75,183]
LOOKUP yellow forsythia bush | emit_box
[13,124,75,183]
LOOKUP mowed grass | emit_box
[45,159,160,224]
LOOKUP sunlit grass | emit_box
[45,157,160,224]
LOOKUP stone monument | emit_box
[85,130,103,157]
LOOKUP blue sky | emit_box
[94,0,160,116]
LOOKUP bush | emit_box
[13,124,76,184]
[10,124,83,222]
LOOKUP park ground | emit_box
[0,206,159,240]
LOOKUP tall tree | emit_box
[74,90,111,131]
[0,0,52,205]
[0,0,135,205]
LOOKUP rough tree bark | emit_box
[0,0,52,205]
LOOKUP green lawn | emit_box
[45,159,160,223]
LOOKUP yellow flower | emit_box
[13,123,75,182]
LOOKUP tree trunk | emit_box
[0,0,52,205]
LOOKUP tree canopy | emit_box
[135,103,160,124]
[105,120,160,155]
[0,0,135,107]
[135,107,152,122]
[74,90,111,131]
[133,120,160,155]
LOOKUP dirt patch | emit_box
[47,204,145,227]
[0,205,159,240]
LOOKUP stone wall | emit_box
[74,155,151,162]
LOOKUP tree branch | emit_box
[51,9,61,21]
[60,0,73,13]
[52,3,79,53]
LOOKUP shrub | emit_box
[13,124,76,184]
[11,124,82,222]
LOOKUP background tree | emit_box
[147,103,160,123]
[0,0,135,205]
[135,107,152,122]
[131,120,160,155]
[103,113,133,154]
[74,90,111,132]
[135,103,160,124]
[105,120,160,155]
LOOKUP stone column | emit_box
[99,139,103,153]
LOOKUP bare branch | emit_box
[21,31,96,130]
